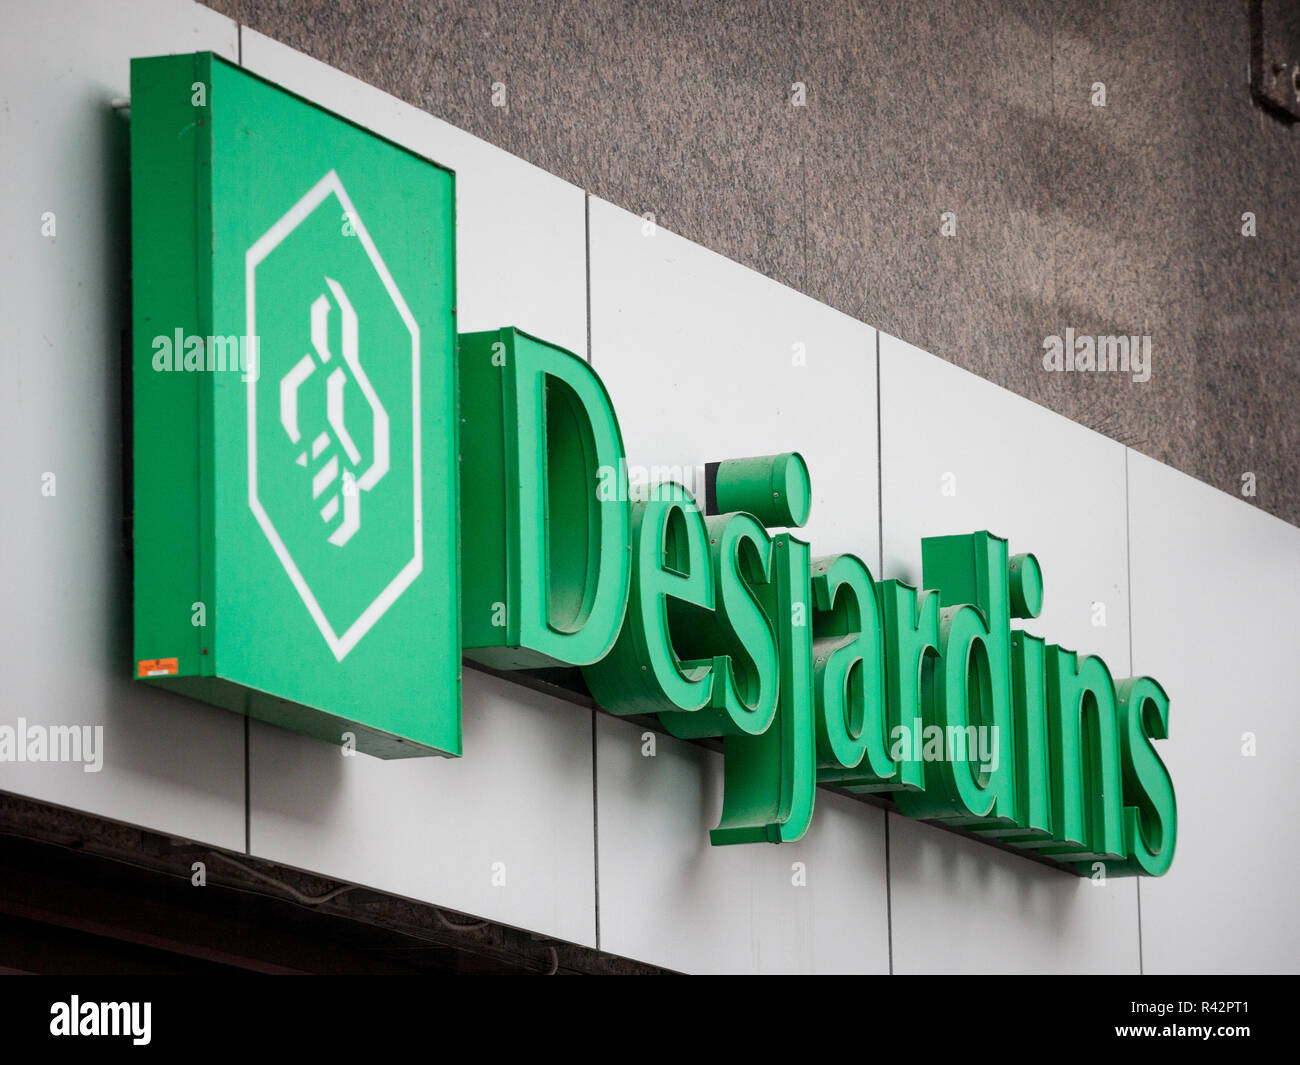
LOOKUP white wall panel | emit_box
[587,197,887,972]
[587,197,879,563]
[1127,451,1300,974]
[879,333,1140,973]
[239,30,596,945]
[0,0,245,848]
[249,671,597,946]
[596,715,890,973]
[240,29,589,358]
[887,813,1141,974]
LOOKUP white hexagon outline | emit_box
[245,170,422,662]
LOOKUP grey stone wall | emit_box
[204,0,1300,526]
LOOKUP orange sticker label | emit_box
[138,657,179,678]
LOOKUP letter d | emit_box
[459,327,630,668]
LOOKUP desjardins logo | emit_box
[129,53,1176,878]
[458,329,1176,878]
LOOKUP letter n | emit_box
[1038,648,1126,863]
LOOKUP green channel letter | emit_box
[894,533,1019,824]
[459,327,630,668]
[657,512,778,739]
[583,454,818,845]
[1105,676,1177,876]
[969,629,1054,844]
[891,602,998,821]
[997,554,1054,844]
[710,533,818,844]
[582,482,716,715]
[842,580,938,795]
[1034,649,1126,862]
[809,553,892,782]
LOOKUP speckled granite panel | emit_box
[203,0,1300,526]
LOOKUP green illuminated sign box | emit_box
[131,54,1176,877]
[130,54,461,757]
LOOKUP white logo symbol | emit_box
[280,277,389,547]
[246,170,423,661]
